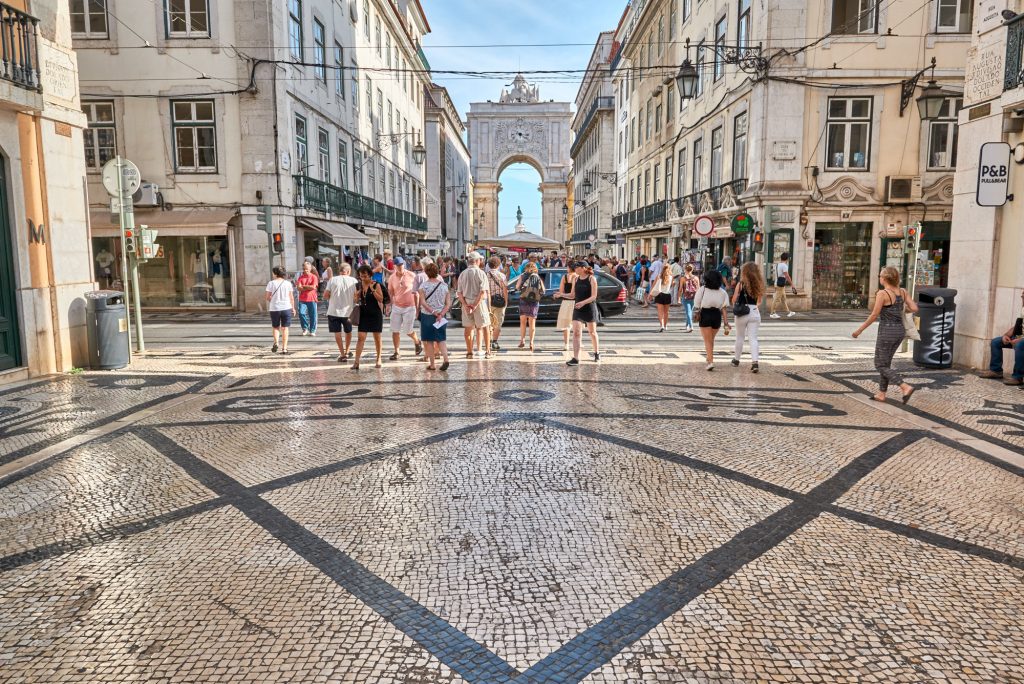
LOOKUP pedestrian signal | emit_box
[256,205,272,234]
[752,230,765,252]
[272,232,284,253]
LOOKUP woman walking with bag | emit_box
[517,262,544,351]
[694,270,731,370]
[351,264,385,370]
[681,264,699,333]
[852,266,920,403]
[265,267,297,354]
[731,262,765,373]
[418,262,451,371]
[648,266,673,332]
[567,262,600,366]
[554,270,576,351]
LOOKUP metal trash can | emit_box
[913,287,957,369]
[85,290,129,370]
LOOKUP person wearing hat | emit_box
[387,256,422,360]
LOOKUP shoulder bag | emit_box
[732,289,751,317]
[902,291,920,341]
[349,287,363,327]
[488,272,507,308]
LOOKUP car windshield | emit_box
[547,270,566,291]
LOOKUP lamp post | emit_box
[675,38,769,100]
[899,57,953,120]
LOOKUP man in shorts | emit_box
[323,262,358,362]
[486,256,508,352]
[457,251,491,358]
[387,257,422,360]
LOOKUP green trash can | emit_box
[85,290,129,369]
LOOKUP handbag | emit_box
[488,273,507,308]
[903,306,919,341]
[732,289,751,317]
[349,300,361,327]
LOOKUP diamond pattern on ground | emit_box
[582,513,1024,683]
[264,420,790,670]
[0,506,465,683]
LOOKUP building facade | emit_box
[424,82,471,256]
[948,7,1024,370]
[609,0,967,309]
[1,0,91,381]
[570,31,616,257]
[74,0,433,312]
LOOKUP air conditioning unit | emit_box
[884,175,922,204]
[133,182,160,207]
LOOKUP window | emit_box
[367,156,375,197]
[339,140,349,188]
[83,101,115,171]
[646,102,653,140]
[363,0,370,39]
[387,100,393,135]
[732,112,747,179]
[71,0,108,37]
[653,164,661,202]
[738,0,751,46]
[695,41,706,96]
[171,100,216,172]
[644,168,650,204]
[692,137,703,193]
[366,77,373,122]
[318,128,330,183]
[375,17,381,54]
[669,1,677,38]
[714,17,727,81]
[386,33,392,67]
[655,101,663,132]
[618,131,623,161]
[825,97,872,170]
[629,178,635,209]
[335,44,345,97]
[295,114,308,173]
[683,0,691,22]
[665,155,673,199]
[658,16,665,54]
[378,162,385,198]
[288,1,303,59]
[313,19,326,82]
[630,116,636,151]
[376,89,383,132]
[351,65,359,106]
[710,126,723,187]
[927,97,962,169]
[936,0,971,32]
[390,171,396,205]
[666,84,675,121]
[831,0,878,35]
[677,147,687,196]
[167,0,209,37]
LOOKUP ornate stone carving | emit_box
[818,176,878,205]
[500,74,540,103]
[493,117,547,160]
[922,175,955,204]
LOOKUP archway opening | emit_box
[497,163,542,234]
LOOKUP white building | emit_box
[424,83,471,256]
[74,0,433,312]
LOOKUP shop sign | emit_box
[977,142,1011,207]
[730,212,753,234]
[693,215,715,237]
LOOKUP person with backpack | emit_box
[517,262,544,352]
[681,264,699,333]
[731,262,765,373]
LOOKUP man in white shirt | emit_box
[648,256,665,285]
[456,252,491,358]
[323,262,359,362]
[669,257,684,306]
[770,252,797,318]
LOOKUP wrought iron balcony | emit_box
[1006,14,1024,91]
[294,175,427,232]
[611,199,670,231]
[0,2,41,92]
[674,179,748,219]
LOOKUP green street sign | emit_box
[731,212,753,234]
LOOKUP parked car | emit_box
[450,268,628,323]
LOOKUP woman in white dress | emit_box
[554,271,576,351]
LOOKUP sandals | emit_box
[901,387,915,404]
[440,361,449,371]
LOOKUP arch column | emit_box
[472,182,501,242]
[540,183,568,244]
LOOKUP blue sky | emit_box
[421,0,626,234]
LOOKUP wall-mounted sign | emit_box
[731,212,753,234]
[772,141,797,161]
[964,43,1005,106]
[693,215,715,237]
[977,142,1011,207]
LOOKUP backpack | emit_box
[520,274,542,303]
[683,275,698,299]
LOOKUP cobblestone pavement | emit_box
[0,348,1022,683]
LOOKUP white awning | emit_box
[299,218,370,246]
[89,208,237,236]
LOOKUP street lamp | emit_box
[675,60,699,100]
[916,79,952,121]
[458,190,467,205]
[582,176,593,196]
[676,38,768,100]
[412,141,427,165]
[562,201,568,219]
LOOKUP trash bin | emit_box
[913,287,957,369]
[85,290,129,370]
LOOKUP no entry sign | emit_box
[693,215,715,237]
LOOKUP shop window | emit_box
[294,114,308,174]
[825,97,871,170]
[172,100,217,173]
[927,97,962,169]
[733,112,747,179]
[167,0,209,37]
[936,0,971,33]
[71,0,108,38]
[313,18,326,82]
[831,0,877,34]
[83,100,116,172]
[813,222,872,309]
[288,0,303,59]
[318,128,330,184]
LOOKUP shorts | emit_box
[654,293,672,305]
[390,305,417,334]
[463,301,490,328]
[327,315,352,334]
[420,312,447,342]
[699,307,723,330]
[270,310,292,328]
[490,306,506,329]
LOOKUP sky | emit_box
[420,0,627,234]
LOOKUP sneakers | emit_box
[490,341,500,351]
[787,311,796,317]
[731,358,740,367]
[302,330,309,336]
[271,343,279,353]
[684,327,693,333]
[770,313,781,319]
[979,370,1003,379]
[566,358,580,366]
[706,363,715,371]
[751,362,759,374]
[310,331,317,337]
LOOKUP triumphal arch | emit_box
[467,75,572,242]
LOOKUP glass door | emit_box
[813,222,872,309]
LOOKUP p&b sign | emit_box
[977,142,1011,207]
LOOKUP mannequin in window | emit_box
[190,248,207,284]
[95,248,115,286]
[211,249,226,300]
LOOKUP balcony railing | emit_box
[0,2,40,92]
[1006,15,1024,91]
[611,179,748,232]
[611,199,670,231]
[294,175,427,232]
[571,96,615,157]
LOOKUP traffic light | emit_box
[752,230,765,252]
[272,232,284,253]
[124,226,137,255]
[904,222,922,251]
[256,205,272,234]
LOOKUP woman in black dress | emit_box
[567,262,600,366]
[352,264,385,369]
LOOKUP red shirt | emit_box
[296,273,319,302]
[387,269,417,308]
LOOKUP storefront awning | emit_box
[298,218,370,246]
[89,208,237,237]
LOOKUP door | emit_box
[0,161,21,370]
